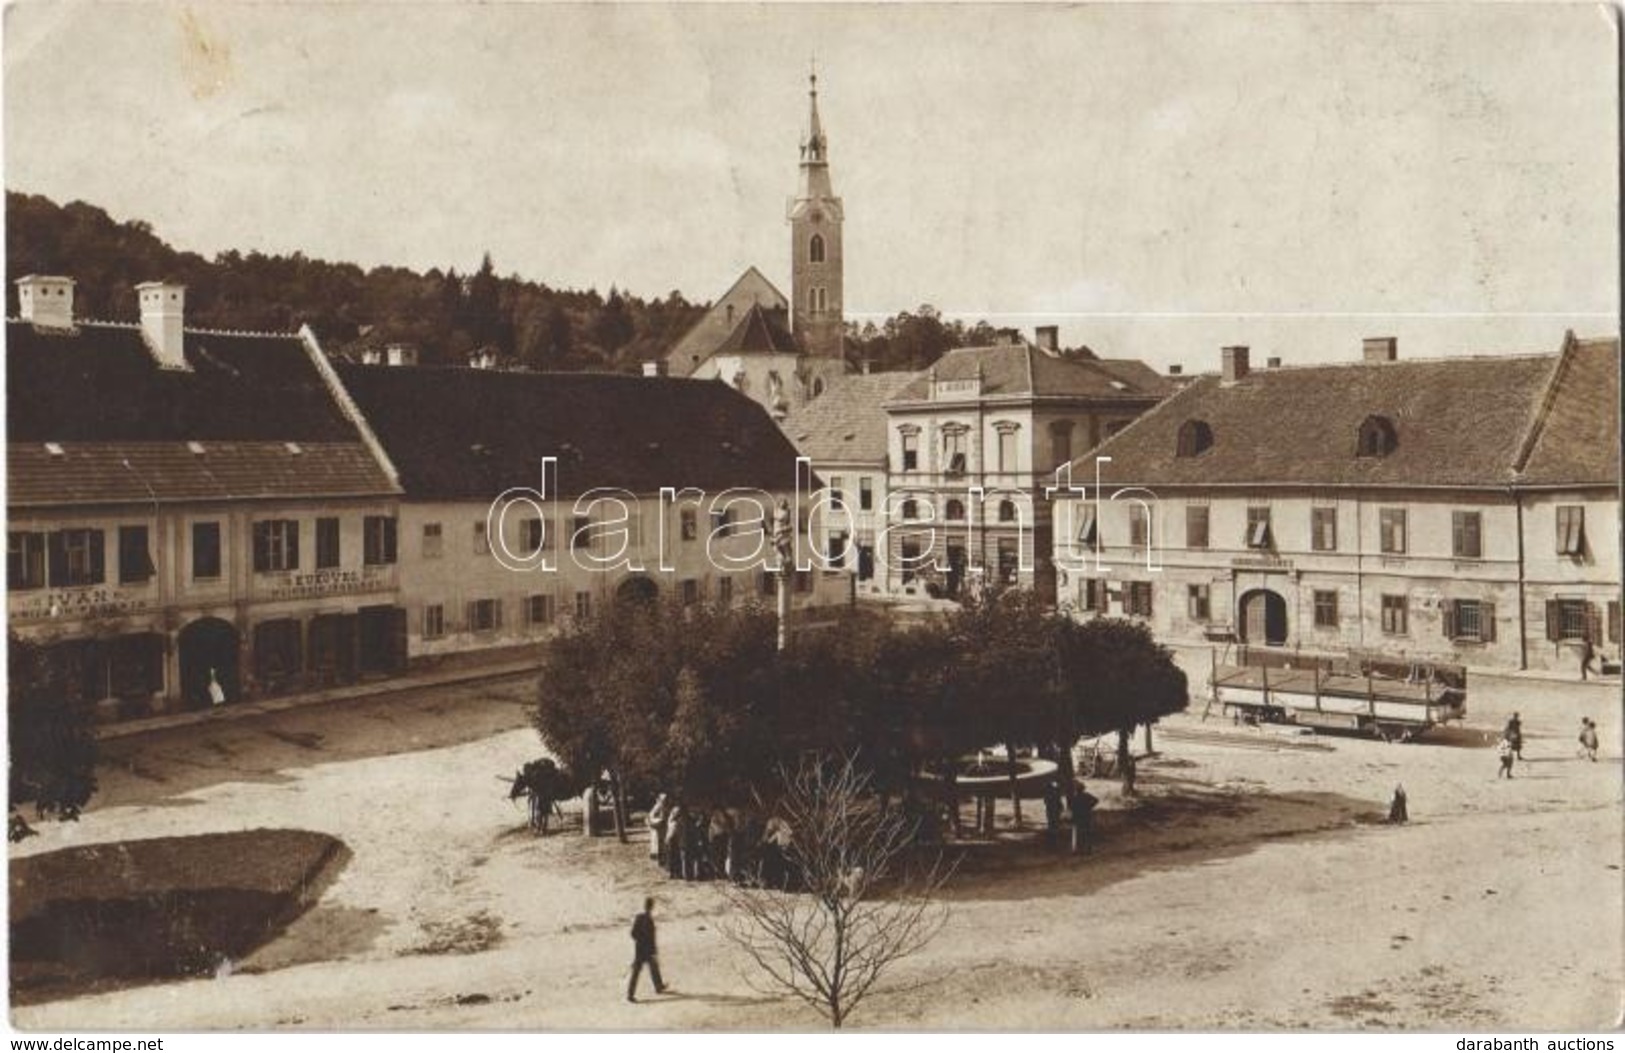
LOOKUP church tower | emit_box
[788,69,844,361]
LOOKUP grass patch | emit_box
[11,828,348,1003]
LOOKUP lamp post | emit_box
[772,499,793,652]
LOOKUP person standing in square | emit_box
[627,897,667,1002]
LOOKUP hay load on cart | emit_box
[1209,645,1466,742]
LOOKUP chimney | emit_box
[1035,325,1060,353]
[136,281,187,370]
[1266,356,1282,369]
[386,343,418,367]
[15,275,76,329]
[1221,345,1250,384]
[1363,337,1397,363]
[641,361,666,378]
[1168,364,1183,376]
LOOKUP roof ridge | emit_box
[1512,331,1579,475]
[187,325,301,339]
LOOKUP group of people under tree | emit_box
[645,794,800,889]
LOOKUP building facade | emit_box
[6,276,406,717]
[335,363,848,663]
[882,335,1171,601]
[1056,336,1621,674]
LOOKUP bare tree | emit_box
[718,754,953,1029]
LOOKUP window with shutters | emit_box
[469,598,500,633]
[423,604,445,640]
[1129,505,1150,547]
[1549,598,1594,642]
[252,521,298,573]
[525,594,554,627]
[1127,581,1154,617]
[1311,507,1337,552]
[719,576,734,605]
[422,522,444,559]
[574,591,592,620]
[1077,506,1098,547]
[118,525,154,585]
[316,517,341,569]
[1380,594,1408,635]
[9,531,46,590]
[1556,506,1586,556]
[1379,508,1407,554]
[1451,511,1482,559]
[1245,507,1272,549]
[681,579,700,606]
[1185,506,1209,549]
[572,515,592,550]
[519,517,546,555]
[192,522,221,580]
[1445,599,1494,643]
[1187,584,1211,622]
[1082,578,1107,613]
[363,516,397,566]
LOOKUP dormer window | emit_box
[809,233,826,264]
[1357,415,1398,457]
[1176,419,1214,458]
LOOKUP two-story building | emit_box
[333,361,847,662]
[6,276,405,716]
[882,331,1170,600]
[1057,336,1620,673]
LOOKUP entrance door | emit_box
[1239,590,1288,646]
[358,605,406,675]
[177,617,241,708]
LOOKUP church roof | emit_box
[713,302,799,356]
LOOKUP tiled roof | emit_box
[713,302,799,355]
[779,371,921,463]
[1517,338,1621,486]
[335,365,809,500]
[1084,339,1618,489]
[891,343,1172,403]
[8,442,396,508]
[5,320,397,505]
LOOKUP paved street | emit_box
[12,665,1621,1031]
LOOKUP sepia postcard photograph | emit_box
[2,0,1621,1041]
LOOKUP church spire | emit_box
[802,62,826,164]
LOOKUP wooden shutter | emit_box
[1480,601,1496,643]
[88,529,106,584]
[287,522,300,571]
[1610,601,1621,645]
[494,599,504,630]
[1442,601,1457,640]
[1545,599,1560,641]
[466,600,477,631]
[1586,603,1602,645]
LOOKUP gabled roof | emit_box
[713,302,798,355]
[6,320,397,506]
[1082,338,1619,489]
[780,371,922,464]
[1517,337,1621,486]
[335,365,808,501]
[664,266,793,376]
[890,343,1172,404]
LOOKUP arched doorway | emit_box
[616,575,659,607]
[178,617,241,708]
[1238,589,1288,646]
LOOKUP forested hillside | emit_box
[5,192,703,372]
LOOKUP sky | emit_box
[3,2,1618,370]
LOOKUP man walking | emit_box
[1579,631,1599,681]
[1496,736,1516,779]
[627,896,666,1002]
[1068,781,1099,855]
